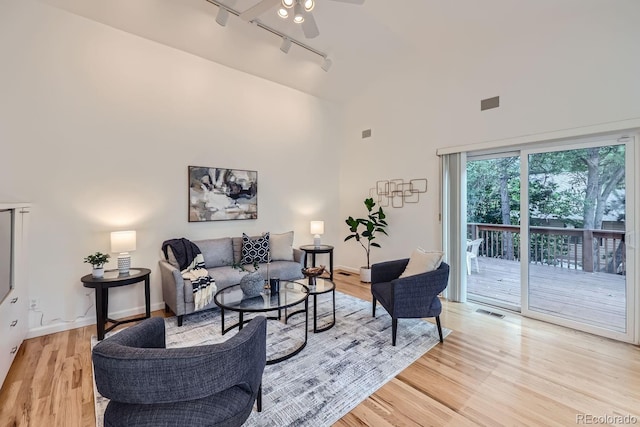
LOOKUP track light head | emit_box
[293,2,304,23]
[280,37,292,53]
[321,57,332,72]
[215,7,229,26]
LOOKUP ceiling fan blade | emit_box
[326,0,365,4]
[239,0,280,21]
[301,11,319,39]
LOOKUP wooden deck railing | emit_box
[468,223,625,274]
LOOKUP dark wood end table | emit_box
[299,244,334,280]
[81,268,151,340]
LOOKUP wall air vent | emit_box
[362,129,372,139]
[481,96,500,111]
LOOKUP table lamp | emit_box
[110,230,136,275]
[310,221,324,247]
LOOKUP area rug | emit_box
[93,291,451,427]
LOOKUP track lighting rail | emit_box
[205,0,331,69]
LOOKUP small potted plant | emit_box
[345,197,388,283]
[84,252,110,278]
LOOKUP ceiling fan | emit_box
[239,0,365,39]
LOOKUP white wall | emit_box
[338,1,640,271]
[2,0,639,337]
[0,0,342,336]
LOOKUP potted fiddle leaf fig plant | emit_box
[84,252,110,278]
[344,197,388,283]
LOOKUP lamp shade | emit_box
[111,230,137,253]
[310,221,324,235]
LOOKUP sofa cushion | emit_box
[270,231,294,261]
[196,238,233,269]
[232,237,243,264]
[241,233,270,265]
[206,266,246,289]
[266,260,304,281]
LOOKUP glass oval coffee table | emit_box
[214,281,309,365]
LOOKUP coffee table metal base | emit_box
[312,289,336,332]
[220,299,309,365]
[287,290,335,333]
[288,279,336,333]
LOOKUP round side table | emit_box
[299,244,334,280]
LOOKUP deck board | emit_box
[467,257,627,332]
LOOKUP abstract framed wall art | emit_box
[188,166,258,222]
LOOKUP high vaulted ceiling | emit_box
[37,0,626,103]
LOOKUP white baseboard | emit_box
[25,302,166,339]
[336,265,359,274]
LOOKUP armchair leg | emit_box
[257,384,262,412]
[392,318,397,346]
[177,315,183,327]
[164,303,170,314]
[372,297,377,317]
[436,316,443,343]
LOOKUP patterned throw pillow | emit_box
[241,232,270,265]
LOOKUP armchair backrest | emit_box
[396,262,449,295]
[92,316,267,405]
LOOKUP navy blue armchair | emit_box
[92,316,267,427]
[371,260,450,346]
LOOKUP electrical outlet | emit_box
[30,298,38,309]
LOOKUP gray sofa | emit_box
[159,232,304,326]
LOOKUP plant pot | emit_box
[92,267,105,279]
[360,267,371,283]
[240,271,264,297]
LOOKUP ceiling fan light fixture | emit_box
[293,2,304,23]
[282,0,294,8]
[277,7,288,18]
[303,0,314,12]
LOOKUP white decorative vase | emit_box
[92,267,105,279]
[360,267,371,283]
[240,272,264,297]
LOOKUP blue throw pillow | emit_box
[241,233,270,265]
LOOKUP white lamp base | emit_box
[117,253,131,275]
[313,235,321,247]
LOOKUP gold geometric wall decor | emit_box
[369,178,427,208]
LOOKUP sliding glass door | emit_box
[466,153,522,311]
[521,139,634,340]
[464,137,635,341]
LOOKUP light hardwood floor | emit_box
[1,270,639,426]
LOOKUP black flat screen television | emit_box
[0,209,14,304]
